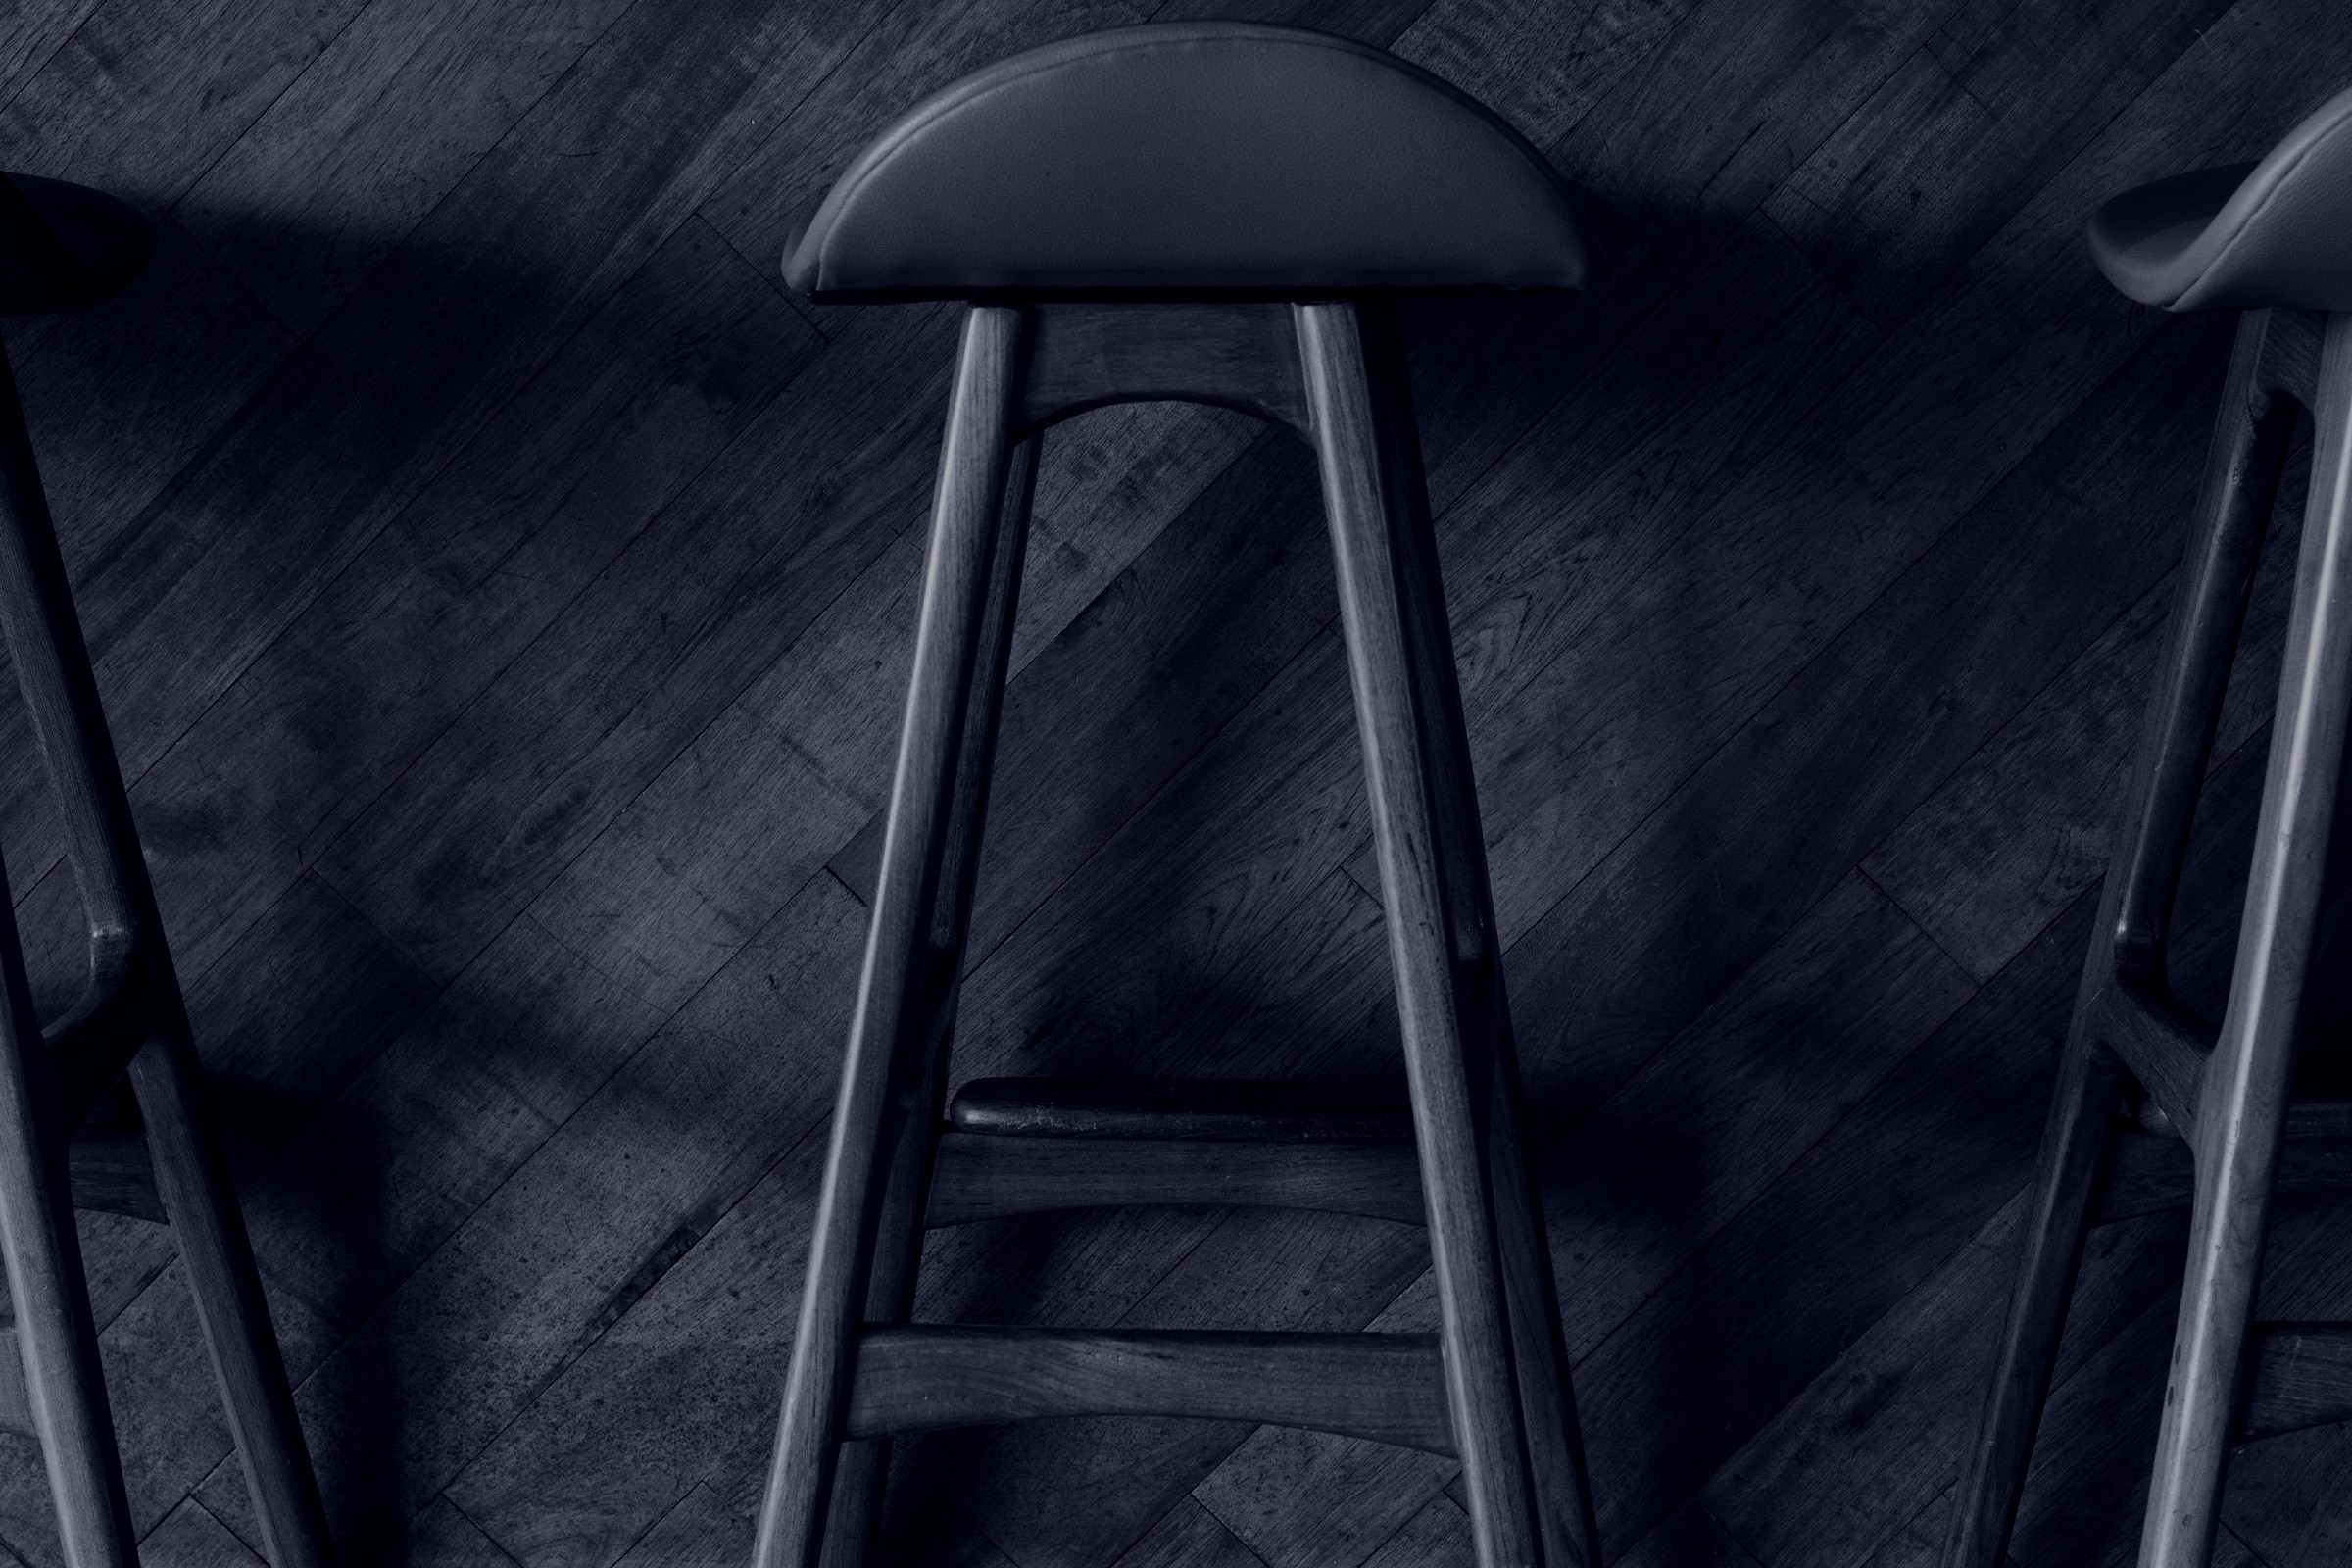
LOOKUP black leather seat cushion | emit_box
[2088,84,2352,312]
[784,23,1594,301]
[0,173,151,316]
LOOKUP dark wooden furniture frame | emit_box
[753,300,1600,1568]
[1943,307,2352,1568]
[0,337,334,1566]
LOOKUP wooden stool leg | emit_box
[816,434,1039,1568]
[1943,310,2299,1568]
[2139,311,2352,1568]
[130,1031,335,1567]
[757,306,1033,1568]
[1,337,328,1563]
[0,886,136,1568]
[1299,300,1551,1568]
[1351,303,1598,1568]
[0,339,333,1566]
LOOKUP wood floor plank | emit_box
[0,0,368,203]
[117,214,817,993]
[227,911,669,1360]
[2221,1420,2352,1568]
[1865,355,2312,977]
[314,301,958,982]
[1387,0,1696,152]
[1349,1491,1476,1568]
[1521,874,1976,1362]
[439,1133,837,1566]
[402,1497,525,1567]
[136,1496,264,1567]
[1191,1425,1451,1568]
[1701,1195,2190,1568]
[1112,1496,1270,1568]
[208,873,865,1547]
[0,0,99,109]
[1763,0,2236,332]
[602,1484,753,1568]
[178,0,642,333]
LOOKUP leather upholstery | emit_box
[784,23,1593,300]
[0,174,151,317]
[2089,84,2352,311]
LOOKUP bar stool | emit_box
[1943,87,2352,1568]
[0,175,334,1565]
[756,24,1599,1568]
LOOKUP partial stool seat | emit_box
[782,22,1592,300]
[757,22,1602,1568]
[1943,85,2352,1568]
[0,175,333,1564]
[0,173,153,315]
[2086,84,2352,311]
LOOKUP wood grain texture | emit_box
[845,1327,1452,1454]
[2241,1325,2352,1443]
[2,0,2347,1563]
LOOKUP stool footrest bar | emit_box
[2099,1131,2352,1224]
[844,1326,1455,1454]
[2239,1323,2352,1443]
[2091,981,2211,1142]
[924,1130,1425,1226]
[948,1076,1414,1143]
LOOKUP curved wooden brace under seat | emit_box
[844,1325,1455,1456]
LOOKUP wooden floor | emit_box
[0,0,2347,1563]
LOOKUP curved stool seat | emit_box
[0,173,152,316]
[2088,85,2352,311]
[1949,84,2352,1568]
[783,21,1593,300]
